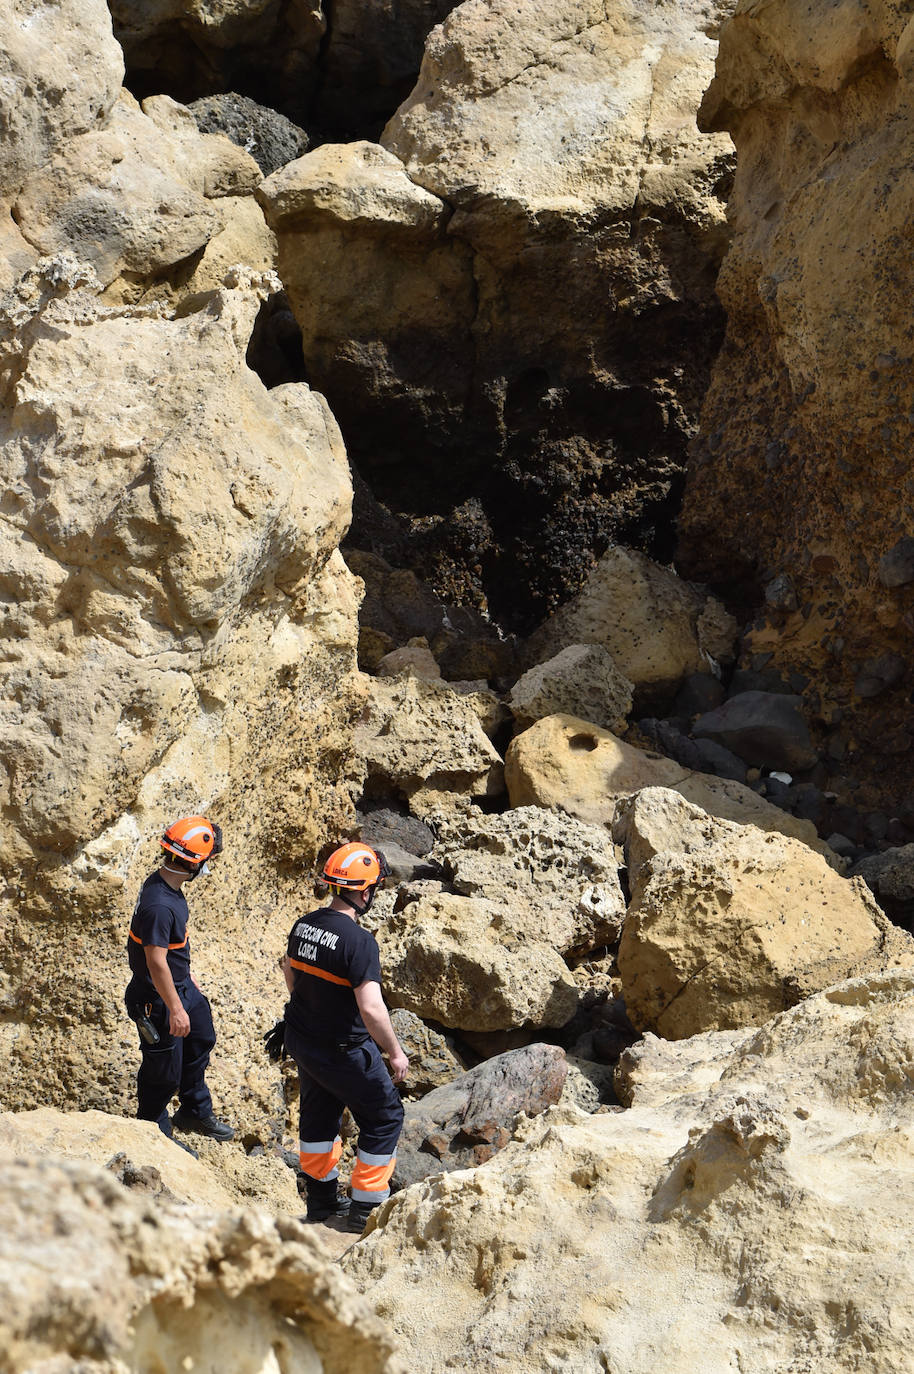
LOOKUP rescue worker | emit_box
[125,816,234,1148]
[281,842,408,1234]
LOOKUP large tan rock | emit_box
[508,643,634,734]
[0,258,364,1128]
[0,0,124,198]
[505,714,830,852]
[429,803,626,956]
[616,789,912,1037]
[0,1151,403,1373]
[523,546,737,708]
[259,0,735,627]
[12,91,268,296]
[343,970,914,1373]
[355,674,503,808]
[677,0,914,811]
[377,892,579,1031]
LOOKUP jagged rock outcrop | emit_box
[678,0,914,811]
[343,970,914,1373]
[258,0,736,627]
[394,1042,567,1189]
[0,1151,403,1373]
[429,803,626,956]
[0,260,363,1125]
[616,788,912,1037]
[355,674,503,810]
[505,713,833,853]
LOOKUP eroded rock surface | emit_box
[343,971,914,1373]
[0,1151,403,1373]
[678,0,914,811]
[505,714,831,853]
[616,789,912,1037]
[259,0,736,626]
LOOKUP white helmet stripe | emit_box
[337,847,376,870]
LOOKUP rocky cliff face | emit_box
[677,0,914,812]
[257,0,735,626]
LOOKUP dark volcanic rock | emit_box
[392,1042,567,1190]
[693,691,817,773]
[189,94,308,176]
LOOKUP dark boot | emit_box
[304,1176,350,1224]
[344,1199,380,1235]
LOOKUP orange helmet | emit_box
[322,842,390,892]
[161,816,223,868]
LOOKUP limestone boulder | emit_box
[13,93,223,288]
[508,643,634,735]
[524,546,737,710]
[377,892,579,1031]
[343,970,914,1373]
[429,803,626,957]
[616,790,912,1037]
[12,91,268,298]
[0,0,124,199]
[355,674,503,808]
[506,714,831,853]
[393,1043,567,1190]
[261,0,736,628]
[0,1151,403,1373]
[677,0,914,812]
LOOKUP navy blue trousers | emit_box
[125,978,215,1133]
[286,1024,404,1201]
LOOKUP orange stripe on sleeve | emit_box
[129,929,188,950]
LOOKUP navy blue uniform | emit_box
[285,907,403,1202]
[125,871,215,1134]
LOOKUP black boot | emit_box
[304,1176,350,1224]
[344,1199,380,1235]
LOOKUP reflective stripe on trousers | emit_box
[299,1135,342,1181]
[350,1147,397,1202]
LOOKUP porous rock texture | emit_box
[377,892,580,1032]
[0,1151,404,1374]
[428,803,627,956]
[523,545,738,711]
[0,257,363,1125]
[616,788,913,1038]
[677,0,914,811]
[0,0,124,201]
[343,970,914,1373]
[505,713,833,854]
[0,1107,302,1213]
[258,0,736,626]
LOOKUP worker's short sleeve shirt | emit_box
[127,870,191,987]
[284,907,382,1041]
